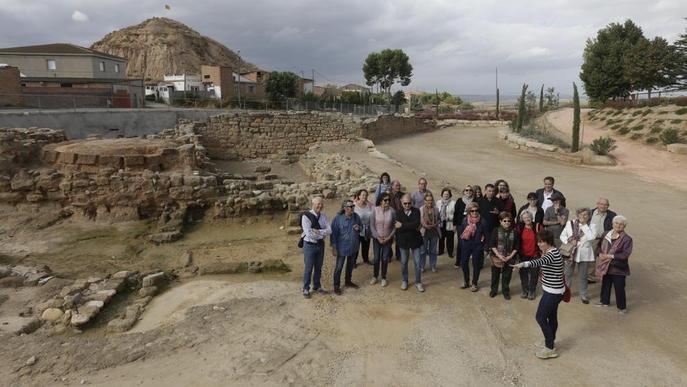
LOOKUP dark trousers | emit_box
[519,256,540,294]
[490,265,513,294]
[460,241,483,286]
[600,274,627,310]
[438,227,455,257]
[455,238,462,266]
[356,236,370,263]
[536,291,563,350]
[303,242,325,291]
[373,239,391,279]
[333,255,355,289]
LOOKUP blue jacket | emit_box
[458,217,490,247]
[330,212,362,257]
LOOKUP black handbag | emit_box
[609,258,628,271]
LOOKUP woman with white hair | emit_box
[595,215,633,314]
[559,207,596,304]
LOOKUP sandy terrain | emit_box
[546,108,687,191]
[2,125,687,386]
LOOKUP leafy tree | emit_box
[625,36,678,98]
[675,23,687,89]
[539,84,545,112]
[410,95,423,111]
[516,83,528,132]
[572,82,581,152]
[526,90,537,113]
[363,49,413,98]
[580,19,645,102]
[496,88,500,119]
[265,71,299,100]
[544,87,560,110]
[391,90,407,112]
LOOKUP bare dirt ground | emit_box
[1,125,686,386]
[546,108,687,191]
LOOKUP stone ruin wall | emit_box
[195,111,361,161]
[359,115,437,143]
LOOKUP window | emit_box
[203,74,211,79]
[114,64,120,73]
[60,83,73,88]
[248,85,255,93]
[47,59,56,70]
[99,62,105,72]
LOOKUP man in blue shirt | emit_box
[330,199,362,295]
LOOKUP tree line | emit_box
[580,19,687,102]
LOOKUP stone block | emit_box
[100,155,124,169]
[57,152,77,164]
[76,154,98,165]
[41,308,64,322]
[124,155,145,167]
[142,272,165,287]
[667,143,687,155]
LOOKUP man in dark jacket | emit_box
[535,176,566,212]
[588,197,617,283]
[394,193,425,292]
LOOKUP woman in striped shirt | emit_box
[513,229,564,360]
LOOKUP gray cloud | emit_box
[0,0,684,95]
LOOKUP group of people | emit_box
[300,174,634,359]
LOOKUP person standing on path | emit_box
[495,179,517,220]
[301,196,332,299]
[536,176,566,213]
[389,179,405,261]
[518,192,545,229]
[489,212,520,300]
[595,215,633,314]
[560,208,596,304]
[370,192,396,287]
[512,230,565,359]
[517,211,542,300]
[458,201,489,292]
[374,172,391,206]
[436,188,456,258]
[411,177,432,209]
[330,200,362,295]
[353,189,374,266]
[542,192,569,247]
[453,185,476,268]
[588,197,617,283]
[420,193,441,273]
[394,194,424,292]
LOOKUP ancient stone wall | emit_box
[196,111,360,160]
[0,128,67,175]
[359,115,436,143]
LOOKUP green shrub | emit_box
[630,133,643,140]
[589,136,617,155]
[646,137,659,144]
[660,128,681,144]
[631,124,644,131]
[649,126,663,134]
[676,108,687,115]
[612,110,623,116]
[641,109,652,116]
[631,110,642,116]
[618,127,630,135]
[657,111,670,115]
[670,119,682,124]
[655,119,664,124]
[611,124,622,130]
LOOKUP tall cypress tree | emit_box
[572,82,581,152]
[539,84,545,112]
[517,83,528,132]
[496,88,500,120]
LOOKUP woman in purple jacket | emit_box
[595,215,633,314]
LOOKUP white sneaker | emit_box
[369,277,378,285]
[416,283,425,293]
[401,281,408,290]
[381,279,388,287]
[431,267,438,273]
[535,347,559,359]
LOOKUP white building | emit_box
[163,74,202,92]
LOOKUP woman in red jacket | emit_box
[518,211,542,300]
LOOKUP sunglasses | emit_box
[469,210,479,213]
[402,202,411,205]
[464,189,473,192]
[501,220,512,222]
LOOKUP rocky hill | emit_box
[91,17,257,81]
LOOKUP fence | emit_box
[0,92,141,109]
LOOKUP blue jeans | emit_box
[303,242,324,291]
[400,247,422,284]
[421,234,439,270]
[333,255,355,289]
[460,241,484,286]
[373,239,391,279]
[536,291,563,349]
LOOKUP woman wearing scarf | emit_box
[595,215,633,314]
[353,189,374,266]
[458,201,489,291]
[517,211,543,300]
[489,212,520,300]
[436,188,456,258]
[369,192,396,287]
[421,193,441,272]
[453,185,476,268]
[559,208,596,304]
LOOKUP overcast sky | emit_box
[0,0,685,96]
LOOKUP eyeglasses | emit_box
[501,220,512,223]
[469,210,478,213]
[464,189,473,192]
[402,202,411,205]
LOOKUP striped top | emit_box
[523,247,565,294]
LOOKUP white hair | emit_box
[612,215,628,226]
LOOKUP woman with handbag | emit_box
[436,188,456,258]
[595,215,633,314]
[458,201,489,292]
[559,208,597,304]
[512,230,566,359]
[518,211,543,300]
[488,212,520,300]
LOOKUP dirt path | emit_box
[546,108,687,191]
[2,126,686,386]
